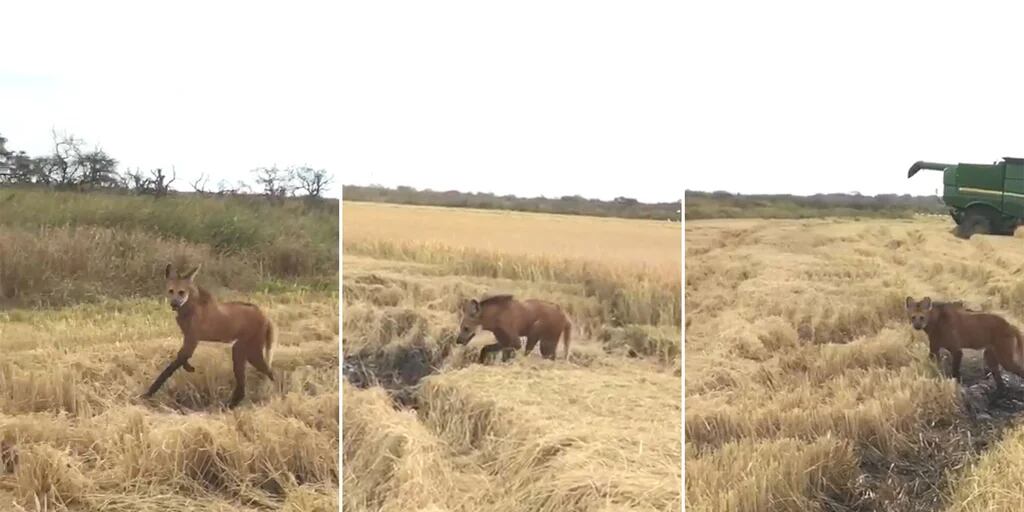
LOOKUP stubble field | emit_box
[341,202,682,512]
[685,216,1024,511]
[0,189,339,511]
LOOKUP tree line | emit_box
[684,190,949,220]
[0,130,333,198]
[343,184,682,221]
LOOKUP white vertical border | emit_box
[337,188,345,509]
[679,196,685,510]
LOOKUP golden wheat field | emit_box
[342,201,682,512]
[685,215,1024,511]
[0,290,339,511]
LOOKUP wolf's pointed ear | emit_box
[182,264,202,281]
[165,263,174,279]
[922,296,933,310]
[905,296,915,310]
[464,298,481,317]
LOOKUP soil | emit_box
[342,344,440,408]
[823,352,1024,511]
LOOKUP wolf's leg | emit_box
[524,335,540,356]
[143,360,183,398]
[501,347,516,362]
[539,336,558,360]
[984,348,1006,391]
[483,330,518,365]
[524,321,544,356]
[228,342,248,408]
[928,340,940,364]
[996,342,1024,383]
[245,339,274,381]
[478,343,503,364]
[950,349,963,382]
[143,337,197,398]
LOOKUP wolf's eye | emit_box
[168,289,174,294]
[178,290,185,296]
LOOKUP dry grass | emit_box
[343,202,681,328]
[685,216,1024,511]
[343,202,680,271]
[0,189,338,306]
[342,201,681,512]
[947,426,1024,511]
[0,291,339,511]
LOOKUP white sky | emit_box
[3,2,686,203]
[13,3,1020,202]
[684,1,1024,197]
[2,1,340,197]
[340,1,683,203]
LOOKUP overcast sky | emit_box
[14,3,1022,202]
[3,2,340,197]
[683,1,1024,198]
[340,2,683,202]
[3,1,684,203]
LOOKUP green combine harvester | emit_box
[908,157,1024,239]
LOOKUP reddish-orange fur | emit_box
[143,264,276,408]
[456,294,572,363]
[906,295,1024,392]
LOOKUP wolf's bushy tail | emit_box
[265,320,277,368]
[1014,325,1024,368]
[562,319,572,361]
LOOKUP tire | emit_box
[956,210,992,239]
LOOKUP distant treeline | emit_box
[685,190,949,220]
[0,130,333,199]
[343,184,682,221]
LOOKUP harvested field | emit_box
[0,291,339,511]
[342,201,682,512]
[0,189,339,510]
[685,216,1024,511]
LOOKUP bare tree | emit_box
[252,166,293,198]
[150,168,176,197]
[190,173,211,194]
[47,129,95,187]
[122,167,148,191]
[78,148,119,188]
[122,167,176,197]
[216,179,251,196]
[294,167,333,198]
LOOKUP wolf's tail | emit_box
[562,320,572,361]
[265,320,277,368]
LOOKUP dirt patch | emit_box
[820,358,1024,511]
[342,344,444,408]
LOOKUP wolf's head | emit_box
[456,298,483,345]
[165,264,201,312]
[905,296,935,331]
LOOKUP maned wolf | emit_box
[456,294,572,363]
[142,264,276,408]
[906,296,1024,392]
